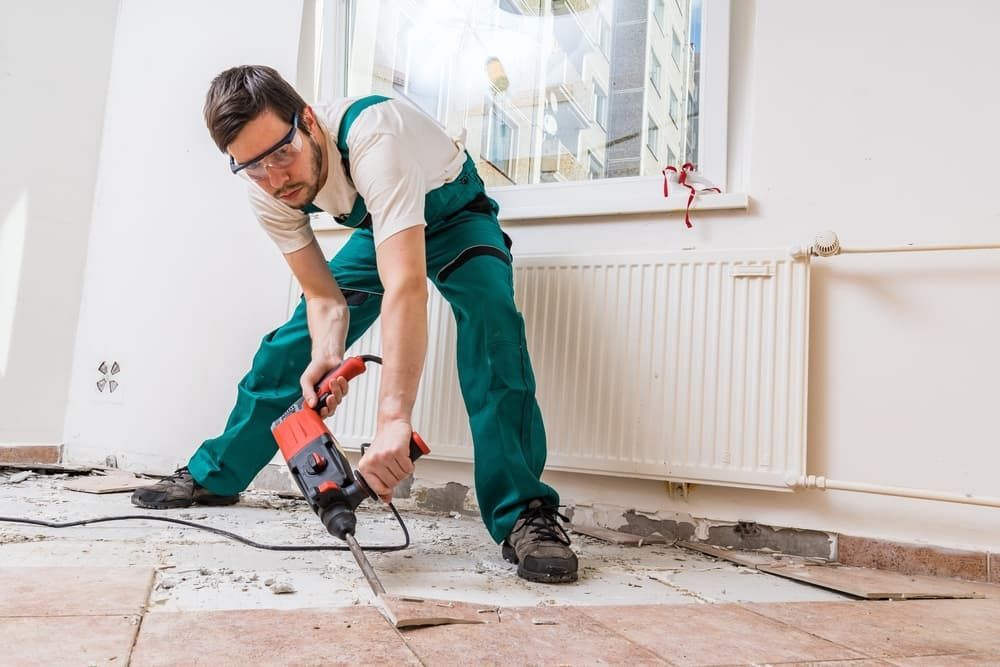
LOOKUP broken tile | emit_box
[401,605,667,665]
[678,540,812,567]
[0,615,140,665]
[747,598,1000,658]
[571,524,672,546]
[131,607,420,666]
[64,471,158,494]
[838,535,990,582]
[758,563,998,600]
[0,567,154,617]
[581,603,864,665]
[378,594,497,628]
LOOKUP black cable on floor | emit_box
[0,502,410,552]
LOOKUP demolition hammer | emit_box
[270,354,429,594]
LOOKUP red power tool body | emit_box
[270,355,429,542]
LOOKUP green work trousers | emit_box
[188,157,558,542]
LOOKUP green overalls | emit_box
[188,96,559,542]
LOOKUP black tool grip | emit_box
[409,432,430,461]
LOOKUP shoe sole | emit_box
[131,495,240,510]
[502,543,578,584]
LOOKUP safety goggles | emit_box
[229,113,302,180]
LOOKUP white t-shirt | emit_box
[247,98,468,252]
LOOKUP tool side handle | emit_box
[409,431,430,461]
[315,356,368,403]
[360,432,430,462]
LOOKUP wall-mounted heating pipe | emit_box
[787,475,1000,509]
[800,230,1000,258]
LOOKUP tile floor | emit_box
[1,472,998,665]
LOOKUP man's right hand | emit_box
[300,357,349,418]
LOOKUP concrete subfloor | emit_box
[3,470,999,665]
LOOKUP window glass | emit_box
[347,0,701,185]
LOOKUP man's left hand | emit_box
[357,420,415,503]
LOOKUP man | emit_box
[132,65,577,583]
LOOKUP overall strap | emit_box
[297,95,390,219]
[337,95,391,157]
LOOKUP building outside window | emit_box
[341,0,713,188]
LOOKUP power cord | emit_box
[0,353,406,552]
[0,502,410,552]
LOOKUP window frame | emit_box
[646,115,659,159]
[328,0,736,222]
[482,98,518,182]
[649,49,662,95]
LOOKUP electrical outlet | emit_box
[94,359,124,404]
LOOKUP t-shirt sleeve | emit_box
[346,131,427,247]
[246,182,314,254]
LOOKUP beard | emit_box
[276,132,324,208]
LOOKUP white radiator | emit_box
[321,248,811,491]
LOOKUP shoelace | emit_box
[516,504,572,546]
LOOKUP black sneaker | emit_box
[501,499,578,583]
[130,467,240,509]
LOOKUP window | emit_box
[649,50,661,94]
[337,0,731,208]
[593,82,608,130]
[653,0,665,32]
[667,146,677,167]
[588,151,604,180]
[646,115,659,158]
[671,30,682,67]
[597,12,611,60]
[482,100,517,181]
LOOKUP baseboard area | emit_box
[0,444,63,465]
[838,534,999,584]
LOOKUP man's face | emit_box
[228,108,325,209]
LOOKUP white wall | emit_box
[62,0,303,470]
[55,0,1000,552]
[0,0,119,445]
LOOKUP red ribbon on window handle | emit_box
[662,163,721,228]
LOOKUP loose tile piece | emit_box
[64,471,158,494]
[131,608,420,666]
[0,615,140,665]
[678,540,812,567]
[758,563,996,599]
[571,524,672,546]
[378,594,498,627]
[0,567,155,617]
[747,598,1000,658]
[401,605,667,665]
[581,603,864,666]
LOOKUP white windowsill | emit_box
[490,176,748,222]
[311,178,748,232]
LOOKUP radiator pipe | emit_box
[806,230,1000,258]
[786,475,1000,509]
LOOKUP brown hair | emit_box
[203,65,307,153]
